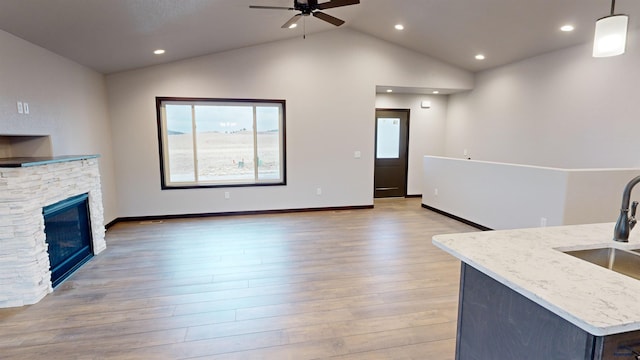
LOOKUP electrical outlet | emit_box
[540,217,547,227]
[434,188,439,196]
[316,188,322,196]
[354,151,361,159]
[224,191,230,199]
[23,103,29,114]
[463,148,468,156]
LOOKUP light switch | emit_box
[17,101,23,114]
[23,103,29,114]
[354,151,361,159]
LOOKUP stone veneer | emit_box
[0,158,105,308]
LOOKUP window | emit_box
[156,97,286,189]
[376,118,401,159]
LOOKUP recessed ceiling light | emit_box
[475,54,485,60]
[432,90,440,94]
[560,25,575,32]
[395,24,404,30]
[153,49,165,55]
[289,23,297,29]
[386,89,393,93]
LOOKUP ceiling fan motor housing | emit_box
[295,0,318,14]
[250,0,359,28]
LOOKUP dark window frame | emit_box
[155,96,287,190]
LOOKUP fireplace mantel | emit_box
[0,155,99,167]
[0,155,105,308]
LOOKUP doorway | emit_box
[374,109,410,198]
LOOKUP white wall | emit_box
[422,156,640,230]
[0,30,117,224]
[563,170,640,225]
[106,28,473,217]
[375,93,448,195]
[446,28,640,169]
[423,156,567,229]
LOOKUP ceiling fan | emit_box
[250,0,360,28]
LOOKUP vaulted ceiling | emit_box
[0,0,638,74]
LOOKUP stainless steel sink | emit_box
[564,247,640,281]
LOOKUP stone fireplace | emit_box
[0,156,105,308]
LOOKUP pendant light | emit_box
[593,0,629,57]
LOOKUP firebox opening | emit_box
[43,193,94,287]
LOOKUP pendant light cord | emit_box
[611,0,616,15]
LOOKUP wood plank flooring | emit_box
[0,198,476,359]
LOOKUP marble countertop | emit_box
[433,223,640,336]
[0,155,99,167]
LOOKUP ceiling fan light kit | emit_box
[250,0,359,29]
[593,0,629,57]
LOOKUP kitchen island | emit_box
[433,223,640,360]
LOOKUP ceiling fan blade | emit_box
[312,11,345,26]
[249,5,294,10]
[281,14,303,28]
[316,0,359,10]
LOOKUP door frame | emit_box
[374,108,410,198]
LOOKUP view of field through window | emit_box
[163,102,282,185]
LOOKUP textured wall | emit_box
[445,28,640,169]
[0,29,117,224]
[107,28,473,217]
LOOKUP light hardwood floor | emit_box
[0,198,476,359]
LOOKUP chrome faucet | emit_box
[613,175,640,242]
